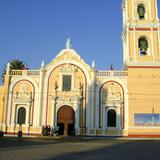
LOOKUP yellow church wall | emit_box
[2,74,10,130]
[128,0,132,19]
[128,67,160,134]
[151,0,157,19]
[153,32,159,61]
[129,32,134,61]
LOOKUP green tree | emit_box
[1,59,28,83]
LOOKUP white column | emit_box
[126,0,129,19]
[158,26,160,60]
[124,98,129,130]
[132,0,134,20]
[122,33,126,63]
[90,68,95,129]
[133,27,137,61]
[117,107,121,128]
[86,86,91,133]
[149,0,152,20]
[27,105,30,125]
[151,26,155,60]
[6,91,12,126]
[38,68,45,126]
[11,103,16,126]
[126,27,130,62]
[95,88,100,129]
[155,0,159,20]
[51,98,56,127]
[102,107,106,130]
[75,102,80,135]
[12,104,17,133]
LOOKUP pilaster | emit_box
[90,63,96,129]
[4,63,11,132]
[38,67,45,126]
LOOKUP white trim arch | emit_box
[96,78,129,132]
[42,59,91,129]
[7,76,39,127]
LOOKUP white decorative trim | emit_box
[151,27,155,60]
[42,57,91,127]
[134,27,137,61]
[45,49,91,71]
[126,0,129,18]
[38,69,45,126]
[91,70,95,129]
[149,0,152,20]
[155,0,159,21]
[130,23,159,28]
[7,77,39,127]
[132,0,134,20]
[96,78,129,130]
[158,27,160,60]
[127,61,160,66]
[126,27,130,62]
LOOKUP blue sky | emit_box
[0,0,160,77]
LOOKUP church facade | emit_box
[0,0,160,136]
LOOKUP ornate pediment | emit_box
[15,83,32,99]
[59,64,78,73]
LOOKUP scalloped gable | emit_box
[45,48,91,71]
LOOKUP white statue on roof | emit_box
[66,38,72,49]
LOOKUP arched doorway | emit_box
[57,106,75,136]
[107,109,116,127]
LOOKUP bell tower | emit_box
[122,0,160,66]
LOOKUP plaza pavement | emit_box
[0,136,160,160]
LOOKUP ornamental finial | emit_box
[92,60,95,69]
[41,60,44,69]
[7,62,11,70]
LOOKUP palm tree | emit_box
[1,59,28,83]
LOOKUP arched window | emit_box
[137,4,145,20]
[138,37,148,56]
[17,107,26,124]
[107,109,116,127]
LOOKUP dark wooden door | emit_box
[57,106,75,135]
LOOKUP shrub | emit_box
[0,130,4,137]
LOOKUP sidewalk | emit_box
[3,134,160,141]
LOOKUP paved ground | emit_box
[0,136,160,160]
